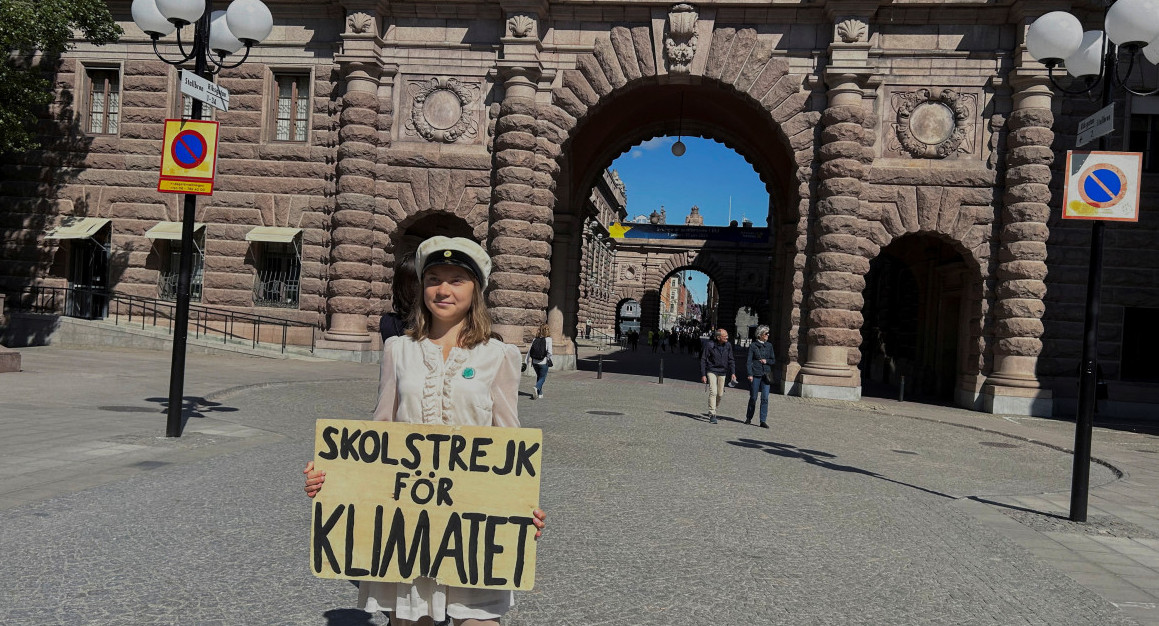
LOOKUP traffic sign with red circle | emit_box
[158,119,219,195]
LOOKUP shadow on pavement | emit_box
[323,608,377,625]
[143,395,240,430]
[668,410,746,425]
[728,437,956,500]
[577,344,747,385]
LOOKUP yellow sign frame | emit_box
[158,119,219,195]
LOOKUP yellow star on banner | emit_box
[608,222,632,239]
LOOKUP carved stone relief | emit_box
[885,88,979,159]
[506,14,536,38]
[346,11,375,35]
[404,77,481,144]
[835,19,867,43]
[664,4,698,74]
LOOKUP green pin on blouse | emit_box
[462,367,475,379]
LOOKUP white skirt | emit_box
[358,578,514,622]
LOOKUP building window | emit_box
[272,73,310,142]
[1130,114,1159,174]
[1121,307,1159,382]
[254,242,301,308]
[158,244,204,302]
[87,68,120,135]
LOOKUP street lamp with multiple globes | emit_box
[1024,0,1159,522]
[130,0,273,437]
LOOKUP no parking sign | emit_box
[158,119,219,195]
[1062,151,1143,222]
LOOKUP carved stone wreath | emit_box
[894,88,970,159]
[405,77,480,143]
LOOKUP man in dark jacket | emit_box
[700,328,737,424]
[745,325,775,428]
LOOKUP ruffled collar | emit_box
[419,339,470,424]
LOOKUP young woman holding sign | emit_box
[304,236,546,626]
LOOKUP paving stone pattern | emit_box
[0,346,1148,625]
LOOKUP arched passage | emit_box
[860,234,984,403]
[526,77,811,364]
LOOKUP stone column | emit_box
[488,8,552,345]
[320,7,380,351]
[981,69,1054,416]
[547,214,576,368]
[798,18,876,400]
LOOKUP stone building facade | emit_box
[2,0,1158,418]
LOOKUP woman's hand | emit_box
[303,461,326,498]
[532,508,546,539]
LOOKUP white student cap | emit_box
[415,236,492,289]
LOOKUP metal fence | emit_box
[9,285,317,354]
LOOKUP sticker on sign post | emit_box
[1062,151,1143,222]
[158,119,220,195]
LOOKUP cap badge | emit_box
[443,250,452,257]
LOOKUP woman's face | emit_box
[423,264,476,325]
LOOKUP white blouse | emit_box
[358,335,522,622]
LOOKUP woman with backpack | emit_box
[524,324,552,399]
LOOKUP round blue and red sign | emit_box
[170,130,208,169]
[1078,164,1127,208]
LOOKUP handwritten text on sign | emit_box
[310,420,542,590]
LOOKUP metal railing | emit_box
[9,285,317,354]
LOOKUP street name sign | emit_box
[158,119,220,195]
[1076,104,1114,147]
[1062,151,1143,222]
[179,71,230,112]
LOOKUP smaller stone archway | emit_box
[859,233,985,404]
[614,296,641,340]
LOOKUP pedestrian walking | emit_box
[649,329,659,353]
[378,252,417,342]
[745,325,775,428]
[700,328,737,424]
[304,235,546,626]
[525,323,553,399]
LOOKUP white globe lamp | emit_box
[209,10,244,57]
[131,0,177,38]
[1026,11,1084,66]
[1064,31,1107,78]
[1105,0,1159,48]
[155,0,206,26]
[227,0,275,46]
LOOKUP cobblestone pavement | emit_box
[1,345,1157,625]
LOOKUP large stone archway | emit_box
[486,23,816,374]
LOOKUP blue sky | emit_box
[609,136,768,303]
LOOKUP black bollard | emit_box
[899,375,906,403]
[597,353,603,379]
[659,358,664,384]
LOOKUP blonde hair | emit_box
[407,275,493,349]
[535,324,550,338]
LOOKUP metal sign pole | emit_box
[166,1,211,438]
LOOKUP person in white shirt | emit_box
[524,323,552,399]
[304,236,546,626]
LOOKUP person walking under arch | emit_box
[303,236,546,626]
[745,325,775,428]
[525,323,552,399]
[378,252,417,342]
[700,328,737,424]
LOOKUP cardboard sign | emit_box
[1062,151,1143,222]
[158,119,220,195]
[310,420,542,591]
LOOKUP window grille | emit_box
[254,242,301,308]
[273,74,310,142]
[87,69,120,135]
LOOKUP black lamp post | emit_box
[1026,0,1159,521]
[131,0,273,437]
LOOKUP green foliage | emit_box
[0,0,123,154]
